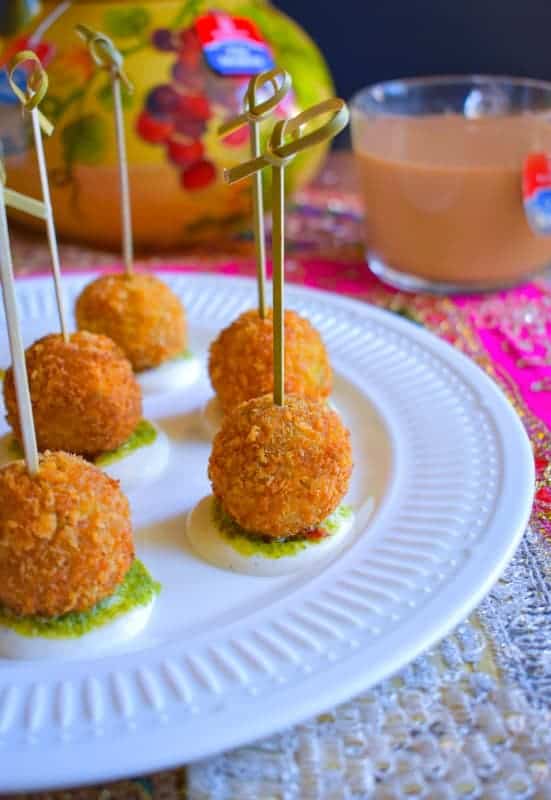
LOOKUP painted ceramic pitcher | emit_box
[0,1,333,249]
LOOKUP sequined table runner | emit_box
[4,153,551,799]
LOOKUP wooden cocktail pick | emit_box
[225,98,349,405]
[0,158,39,475]
[218,69,291,319]
[76,24,134,275]
[8,51,69,341]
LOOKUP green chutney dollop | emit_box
[0,560,160,639]
[6,420,157,468]
[95,419,157,466]
[213,500,353,559]
[172,349,193,361]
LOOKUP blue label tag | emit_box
[523,153,551,236]
[195,12,275,76]
[203,40,274,76]
[524,189,551,235]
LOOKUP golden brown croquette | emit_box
[0,452,134,617]
[208,309,332,414]
[3,331,141,457]
[76,273,186,371]
[209,394,352,538]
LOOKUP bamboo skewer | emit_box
[270,130,287,405]
[219,69,291,319]
[224,99,349,183]
[250,121,267,319]
[3,188,46,218]
[0,165,39,475]
[29,108,69,340]
[111,68,133,274]
[8,51,69,341]
[76,25,134,275]
[225,97,350,406]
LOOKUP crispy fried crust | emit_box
[76,273,186,371]
[0,452,134,617]
[3,331,142,457]
[208,309,332,414]
[209,394,352,537]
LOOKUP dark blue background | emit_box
[275,1,551,100]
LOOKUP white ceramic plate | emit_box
[0,273,534,792]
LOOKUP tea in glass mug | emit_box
[351,76,551,292]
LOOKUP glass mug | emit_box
[351,76,551,293]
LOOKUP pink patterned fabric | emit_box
[456,284,551,429]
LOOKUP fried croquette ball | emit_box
[75,273,186,371]
[0,451,134,617]
[208,309,332,414]
[209,394,352,538]
[3,331,141,457]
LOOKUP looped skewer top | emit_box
[76,23,134,274]
[75,24,133,92]
[8,51,53,135]
[218,68,291,319]
[262,117,298,169]
[224,98,350,184]
[218,68,291,136]
[222,96,350,406]
[8,52,69,340]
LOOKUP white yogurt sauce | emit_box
[0,597,155,661]
[186,495,356,577]
[98,423,170,493]
[137,354,201,396]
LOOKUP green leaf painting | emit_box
[39,94,65,124]
[104,7,151,38]
[97,80,134,111]
[170,0,205,30]
[62,114,107,165]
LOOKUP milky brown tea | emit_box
[352,112,551,287]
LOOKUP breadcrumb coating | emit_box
[0,451,134,617]
[209,394,352,537]
[76,273,186,371]
[3,331,142,457]
[208,309,332,414]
